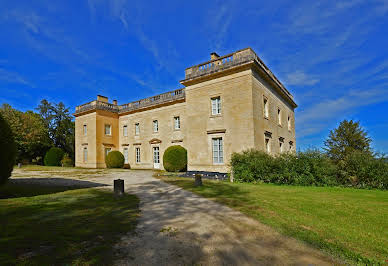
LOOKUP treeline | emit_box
[231,120,388,190]
[0,100,74,165]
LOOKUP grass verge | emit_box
[159,176,388,264]
[0,187,139,265]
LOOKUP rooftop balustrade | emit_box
[184,48,293,100]
[74,88,185,115]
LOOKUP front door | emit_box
[153,146,160,169]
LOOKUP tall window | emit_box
[278,108,281,125]
[263,97,269,118]
[288,116,291,131]
[105,124,111,135]
[83,147,88,162]
[135,123,140,135]
[123,148,128,164]
[153,120,158,132]
[123,125,128,137]
[289,141,294,151]
[211,96,221,115]
[136,147,141,163]
[83,125,87,136]
[174,116,180,130]
[105,148,111,158]
[265,138,271,153]
[279,141,283,152]
[212,137,224,164]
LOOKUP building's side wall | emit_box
[75,113,97,168]
[252,71,296,154]
[185,69,255,173]
[118,102,186,170]
[95,110,119,168]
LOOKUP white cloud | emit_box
[286,71,319,86]
[296,89,388,137]
[0,68,33,87]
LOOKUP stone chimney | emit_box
[97,95,108,103]
[113,100,117,105]
[210,52,220,60]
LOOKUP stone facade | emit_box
[74,48,297,172]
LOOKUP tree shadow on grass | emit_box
[0,178,108,199]
[0,189,139,265]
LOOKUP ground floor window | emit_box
[153,147,160,163]
[136,147,141,163]
[123,147,128,163]
[105,148,111,158]
[83,147,88,162]
[265,138,271,153]
[212,137,223,164]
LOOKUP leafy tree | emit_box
[36,100,75,161]
[324,120,372,162]
[0,113,17,185]
[0,104,51,163]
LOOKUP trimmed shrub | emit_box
[0,113,17,185]
[61,153,73,167]
[105,151,125,168]
[163,145,187,172]
[44,147,65,166]
[231,149,337,186]
[231,149,387,189]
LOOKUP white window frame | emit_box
[105,148,111,158]
[83,147,88,162]
[288,116,291,131]
[83,124,87,136]
[211,96,221,115]
[263,97,269,118]
[123,147,128,164]
[279,141,283,153]
[278,108,282,126]
[105,124,111,135]
[123,125,128,137]
[135,123,140,135]
[265,138,271,153]
[135,147,141,163]
[174,116,180,130]
[212,137,224,164]
[153,120,158,132]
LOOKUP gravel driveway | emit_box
[13,169,338,265]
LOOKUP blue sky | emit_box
[1,0,387,152]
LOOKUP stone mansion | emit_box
[74,48,297,172]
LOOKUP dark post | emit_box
[194,174,203,187]
[114,179,124,196]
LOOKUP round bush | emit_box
[0,113,17,185]
[105,151,125,168]
[163,145,187,172]
[44,147,65,166]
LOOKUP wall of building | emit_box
[185,69,255,173]
[252,71,296,154]
[118,102,186,170]
[75,112,97,168]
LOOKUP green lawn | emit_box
[0,185,139,265]
[160,176,388,264]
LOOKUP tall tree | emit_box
[36,100,75,161]
[324,120,372,162]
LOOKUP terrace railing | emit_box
[184,48,293,99]
[74,88,185,115]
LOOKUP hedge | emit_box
[44,147,65,166]
[231,149,387,190]
[163,145,187,172]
